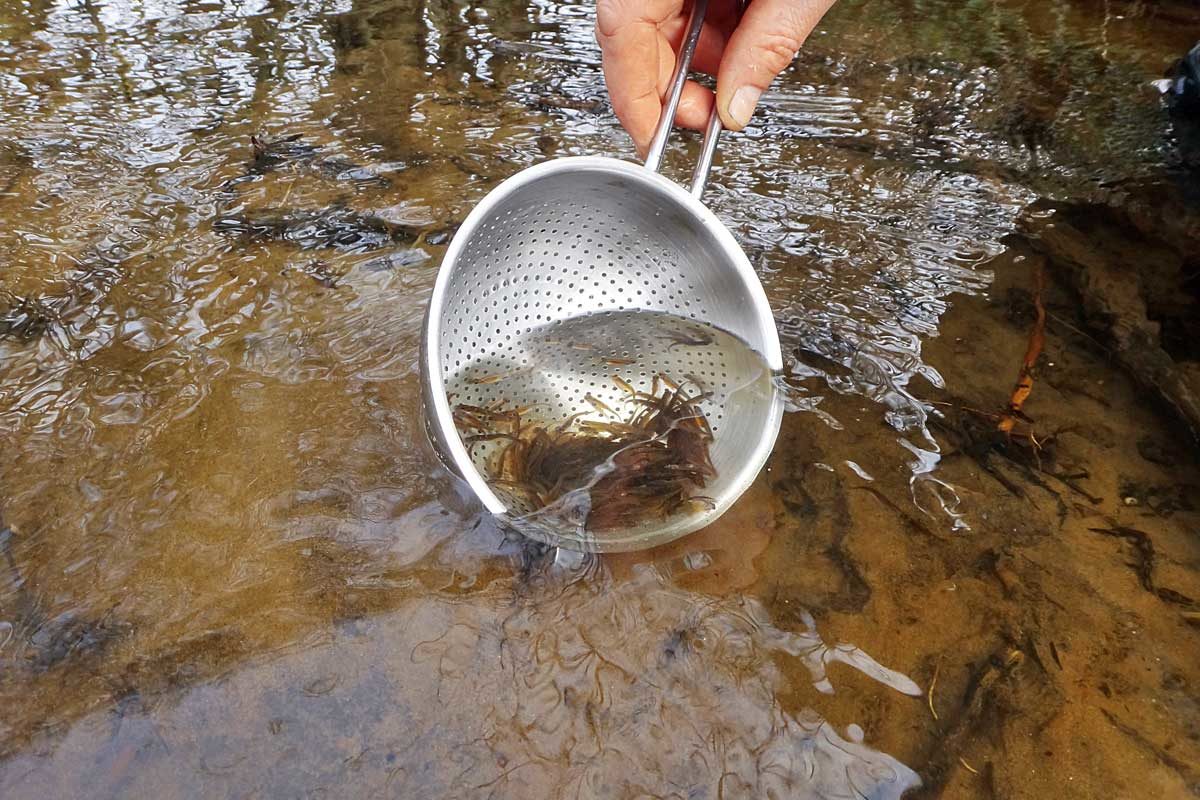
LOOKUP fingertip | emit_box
[715,0,836,130]
[716,56,779,130]
[617,99,661,158]
[675,80,715,131]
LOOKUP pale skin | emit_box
[596,0,839,154]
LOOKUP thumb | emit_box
[716,0,836,130]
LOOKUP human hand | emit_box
[596,0,837,154]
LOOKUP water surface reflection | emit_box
[2,0,1200,797]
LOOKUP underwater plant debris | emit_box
[453,375,717,531]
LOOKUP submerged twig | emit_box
[998,258,1046,434]
[928,657,942,721]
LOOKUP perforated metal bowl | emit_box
[420,0,783,551]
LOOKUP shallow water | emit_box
[2,0,1199,797]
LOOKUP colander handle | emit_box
[642,0,724,199]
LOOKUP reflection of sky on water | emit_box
[2,563,922,799]
[0,0,1189,795]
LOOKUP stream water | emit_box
[1,1,1199,797]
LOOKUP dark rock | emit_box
[247,135,395,186]
[249,133,319,174]
[1137,436,1175,466]
[0,293,60,341]
[1163,42,1200,116]
[282,259,343,288]
[361,248,431,272]
[423,225,458,247]
[326,12,371,52]
[27,611,130,672]
[214,205,420,253]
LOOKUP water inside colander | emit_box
[443,309,779,549]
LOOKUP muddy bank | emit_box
[1018,178,1200,437]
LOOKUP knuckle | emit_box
[748,30,801,73]
[595,0,639,38]
[595,0,617,32]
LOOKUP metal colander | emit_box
[421,0,783,551]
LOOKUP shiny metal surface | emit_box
[690,107,724,198]
[643,0,708,174]
[422,155,782,549]
[449,310,781,551]
[421,0,780,549]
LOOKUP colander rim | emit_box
[424,155,782,518]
